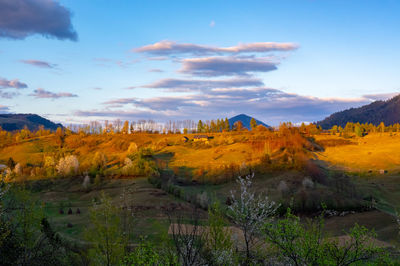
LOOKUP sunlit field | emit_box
[316,133,400,173]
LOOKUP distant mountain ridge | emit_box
[228,114,269,130]
[0,114,63,131]
[317,95,400,129]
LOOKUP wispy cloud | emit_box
[180,56,279,76]
[0,77,27,89]
[94,86,374,124]
[0,0,77,41]
[135,40,298,56]
[209,20,215,28]
[29,88,78,99]
[0,105,9,113]
[20,59,57,69]
[149,68,164,73]
[0,91,19,99]
[141,77,264,92]
[362,92,400,101]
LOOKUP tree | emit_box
[122,121,129,134]
[224,118,230,131]
[250,118,257,131]
[263,209,388,265]
[233,121,243,131]
[197,120,204,133]
[85,192,124,266]
[354,125,363,137]
[56,155,79,177]
[227,174,278,262]
[203,201,236,265]
[7,157,16,169]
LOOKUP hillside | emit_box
[228,114,269,129]
[317,95,400,129]
[0,114,63,131]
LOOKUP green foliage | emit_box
[263,208,389,265]
[122,148,159,177]
[85,192,124,266]
[0,185,79,265]
[203,201,237,265]
[121,237,178,265]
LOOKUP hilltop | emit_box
[228,114,269,129]
[0,113,63,131]
[317,95,400,129]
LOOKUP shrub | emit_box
[56,155,79,177]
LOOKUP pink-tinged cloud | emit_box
[29,88,77,99]
[0,0,77,41]
[92,86,379,125]
[0,105,10,113]
[20,59,57,68]
[134,40,298,55]
[141,77,264,92]
[180,56,279,76]
[0,77,27,89]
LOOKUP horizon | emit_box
[1,0,400,126]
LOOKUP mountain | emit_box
[0,114,63,131]
[317,95,400,129]
[228,114,269,130]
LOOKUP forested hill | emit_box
[317,95,400,129]
[0,114,63,131]
[228,114,269,129]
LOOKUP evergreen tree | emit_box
[250,118,257,131]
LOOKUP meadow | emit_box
[2,125,400,264]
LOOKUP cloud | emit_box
[29,88,78,99]
[93,86,375,125]
[0,91,19,99]
[141,77,264,92]
[0,77,27,89]
[180,56,279,76]
[0,105,9,113]
[20,59,57,68]
[0,0,77,41]
[362,92,400,101]
[134,40,298,56]
[209,20,215,27]
[149,68,164,73]
[92,87,102,90]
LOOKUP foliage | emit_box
[203,201,237,265]
[263,208,389,265]
[85,192,124,266]
[121,237,178,265]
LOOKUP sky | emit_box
[1,0,400,126]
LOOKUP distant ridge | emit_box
[228,114,269,130]
[317,94,400,129]
[0,114,63,131]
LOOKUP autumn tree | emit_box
[233,121,243,131]
[122,121,129,134]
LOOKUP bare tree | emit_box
[167,208,205,266]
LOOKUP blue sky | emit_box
[1,0,400,125]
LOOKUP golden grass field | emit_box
[315,133,400,173]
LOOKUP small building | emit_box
[193,135,210,142]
